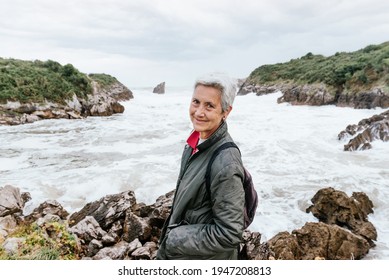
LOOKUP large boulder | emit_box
[267,222,370,260]
[306,187,377,244]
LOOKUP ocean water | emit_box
[1,87,388,259]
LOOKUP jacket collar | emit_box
[187,121,227,153]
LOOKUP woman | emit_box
[156,72,245,260]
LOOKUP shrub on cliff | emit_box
[0,58,92,104]
[248,41,389,92]
[89,73,119,88]
[0,58,121,105]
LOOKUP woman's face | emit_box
[189,84,231,139]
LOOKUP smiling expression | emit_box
[189,84,232,139]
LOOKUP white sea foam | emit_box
[1,87,388,259]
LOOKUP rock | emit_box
[337,88,389,109]
[0,215,18,238]
[0,185,26,217]
[306,187,377,244]
[92,240,133,260]
[339,110,389,151]
[241,79,389,109]
[65,94,83,113]
[0,185,378,260]
[238,82,282,96]
[268,222,371,260]
[239,230,273,260]
[293,222,370,260]
[86,239,104,257]
[153,82,165,94]
[68,190,137,230]
[25,200,69,224]
[2,237,25,256]
[82,92,124,117]
[277,83,335,106]
[267,231,303,260]
[128,238,143,254]
[70,216,107,244]
[122,212,152,243]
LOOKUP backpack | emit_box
[205,142,258,229]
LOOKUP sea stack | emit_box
[153,82,165,94]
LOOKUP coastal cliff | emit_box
[239,41,389,109]
[0,58,133,125]
[238,41,389,150]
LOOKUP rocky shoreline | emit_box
[238,81,389,109]
[238,81,389,150]
[0,184,377,260]
[0,81,133,126]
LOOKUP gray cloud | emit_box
[1,0,389,86]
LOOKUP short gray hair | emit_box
[194,72,237,112]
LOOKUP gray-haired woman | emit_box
[156,72,245,260]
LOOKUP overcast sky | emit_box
[1,0,389,87]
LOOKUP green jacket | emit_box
[156,121,245,260]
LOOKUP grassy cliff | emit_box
[247,41,389,93]
[0,58,119,104]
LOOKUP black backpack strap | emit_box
[205,142,240,198]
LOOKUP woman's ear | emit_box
[223,106,233,120]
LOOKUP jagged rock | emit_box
[238,82,283,96]
[25,200,69,224]
[68,190,137,230]
[267,231,303,260]
[0,185,26,217]
[128,238,143,254]
[0,185,378,260]
[339,110,389,151]
[241,80,389,109]
[268,222,371,260]
[123,211,152,243]
[0,215,18,237]
[105,220,122,244]
[36,213,62,227]
[92,240,133,260]
[135,190,174,226]
[239,230,273,260]
[277,84,335,105]
[70,216,107,244]
[293,222,370,260]
[306,187,377,244]
[131,241,158,260]
[337,88,389,109]
[92,81,134,101]
[87,239,104,257]
[82,92,125,117]
[153,82,165,94]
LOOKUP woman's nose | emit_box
[194,105,205,116]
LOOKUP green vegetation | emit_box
[0,221,79,260]
[89,73,119,87]
[248,41,389,92]
[0,58,119,104]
